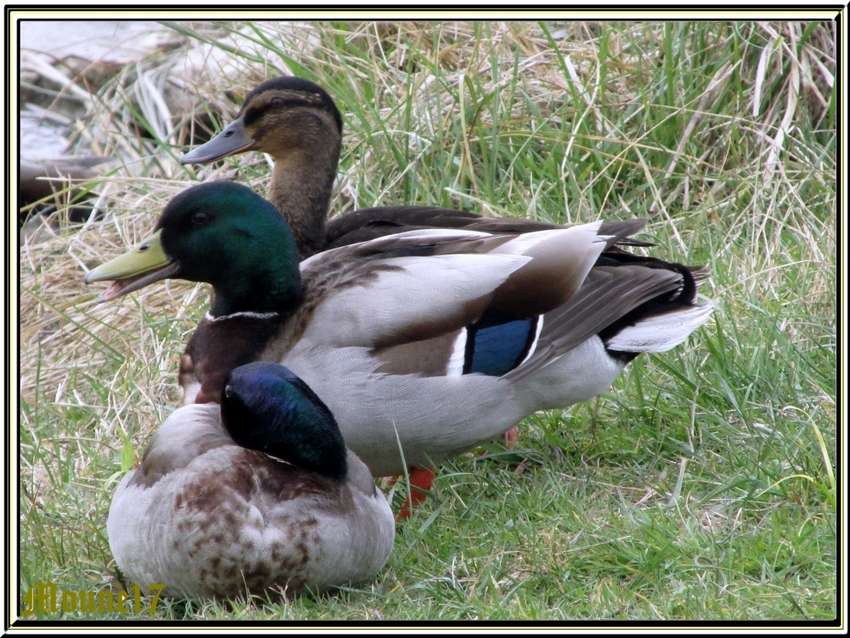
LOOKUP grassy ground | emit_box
[18,20,836,623]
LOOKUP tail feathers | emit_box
[508,265,684,381]
[603,302,714,353]
[595,248,710,284]
[506,260,710,382]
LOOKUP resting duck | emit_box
[181,75,569,260]
[107,361,395,599]
[86,181,713,490]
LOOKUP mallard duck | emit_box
[86,181,713,488]
[107,361,395,599]
[179,74,654,454]
[181,75,570,260]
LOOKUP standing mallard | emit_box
[107,361,394,599]
[86,181,713,484]
[181,76,572,259]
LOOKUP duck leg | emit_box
[501,426,519,448]
[395,467,436,520]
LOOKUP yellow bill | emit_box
[84,229,180,302]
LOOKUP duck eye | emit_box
[192,212,210,226]
[224,385,233,398]
[271,97,283,106]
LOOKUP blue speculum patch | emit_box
[464,316,538,376]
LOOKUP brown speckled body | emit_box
[107,404,394,599]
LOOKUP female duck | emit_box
[181,76,566,259]
[107,361,395,599]
[86,181,713,483]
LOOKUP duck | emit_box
[178,74,654,454]
[107,360,395,600]
[86,181,713,496]
[180,75,572,260]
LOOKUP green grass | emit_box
[18,20,836,623]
